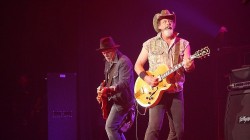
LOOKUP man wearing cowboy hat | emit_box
[96,36,135,140]
[134,9,195,140]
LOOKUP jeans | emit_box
[105,104,128,140]
[144,91,184,140]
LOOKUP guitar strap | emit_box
[173,37,180,65]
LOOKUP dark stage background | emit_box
[2,0,250,140]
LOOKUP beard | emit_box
[162,28,174,37]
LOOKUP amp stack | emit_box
[224,66,250,140]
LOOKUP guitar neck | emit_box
[161,55,196,79]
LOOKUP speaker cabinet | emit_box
[47,73,77,140]
[225,89,250,140]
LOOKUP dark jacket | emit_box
[104,50,135,110]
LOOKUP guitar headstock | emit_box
[99,80,106,90]
[193,46,210,59]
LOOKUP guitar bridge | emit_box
[146,96,153,100]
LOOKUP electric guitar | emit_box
[134,46,210,108]
[97,80,112,119]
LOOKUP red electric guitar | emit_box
[97,80,112,119]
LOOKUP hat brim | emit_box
[96,45,120,51]
[158,15,175,21]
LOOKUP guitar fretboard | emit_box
[158,46,210,80]
[161,55,196,79]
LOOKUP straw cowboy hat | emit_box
[96,36,120,51]
[153,9,176,33]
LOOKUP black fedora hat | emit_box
[96,36,120,51]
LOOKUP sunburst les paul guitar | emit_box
[134,46,210,108]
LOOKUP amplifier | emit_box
[229,66,250,84]
[224,89,250,140]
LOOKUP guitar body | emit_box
[134,64,175,108]
[101,95,112,119]
[98,80,112,119]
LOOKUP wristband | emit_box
[139,71,147,80]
